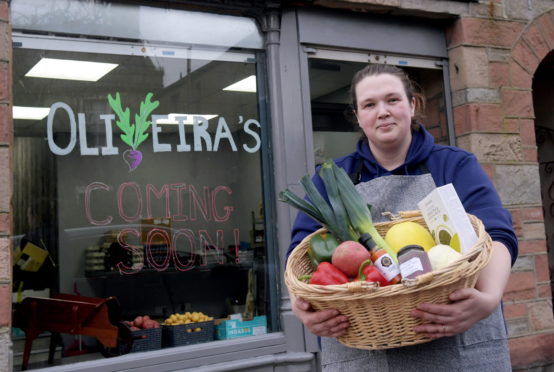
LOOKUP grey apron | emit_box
[320,173,511,372]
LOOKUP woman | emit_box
[287,64,517,371]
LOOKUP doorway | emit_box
[533,50,554,303]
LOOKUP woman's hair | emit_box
[349,64,425,129]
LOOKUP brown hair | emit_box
[349,64,425,129]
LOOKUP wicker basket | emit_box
[284,211,492,350]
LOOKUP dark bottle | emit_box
[358,233,401,284]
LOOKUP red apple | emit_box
[331,240,371,277]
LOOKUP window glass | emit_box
[11,0,263,49]
[11,3,272,369]
[308,55,449,165]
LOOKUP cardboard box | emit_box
[215,315,267,340]
[417,184,478,254]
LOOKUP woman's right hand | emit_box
[291,295,349,337]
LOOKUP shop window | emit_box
[11,1,273,369]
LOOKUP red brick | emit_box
[512,40,540,74]
[453,105,470,134]
[453,103,505,133]
[0,104,9,143]
[501,89,534,118]
[520,207,544,222]
[528,301,554,331]
[0,284,10,327]
[522,147,538,162]
[518,119,537,146]
[501,118,520,133]
[505,271,536,297]
[538,282,553,298]
[503,302,527,319]
[0,63,7,101]
[489,61,510,88]
[523,23,551,61]
[0,2,7,21]
[510,333,554,368]
[452,18,523,47]
[535,254,551,283]
[0,148,9,211]
[509,60,532,89]
[538,13,554,49]
[504,288,536,301]
[522,221,546,240]
[518,240,547,255]
[445,19,464,48]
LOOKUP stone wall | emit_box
[446,4,554,369]
[0,0,11,371]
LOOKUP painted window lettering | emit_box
[46,93,262,170]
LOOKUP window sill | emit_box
[32,332,290,372]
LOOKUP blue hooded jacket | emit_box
[287,126,518,265]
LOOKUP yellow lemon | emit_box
[384,221,436,253]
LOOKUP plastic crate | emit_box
[162,320,214,347]
[129,327,162,352]
[215,316,267,340]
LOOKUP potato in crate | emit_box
[162,311,214,347]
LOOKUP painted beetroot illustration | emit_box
[123,149,143,172]
[108,92,159,172]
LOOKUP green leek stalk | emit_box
[330,161,397,261]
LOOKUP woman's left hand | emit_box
[410,287,497,338]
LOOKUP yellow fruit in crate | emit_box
[384,221,436,253]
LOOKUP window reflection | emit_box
[12,35,271,368]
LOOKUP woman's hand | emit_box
[291,295,349,337]
[410,287,498,338]
[411,241,512,338]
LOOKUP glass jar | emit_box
[397,245,432,280]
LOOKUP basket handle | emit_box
[345,280,380,292]
[401,272,434,288]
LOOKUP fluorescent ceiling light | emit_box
[155,114,218,125]
[222,75,256,93]
[13,106,50,120]
[25,58,118,81]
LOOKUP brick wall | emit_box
[0,0,10,371]
[445,4,554,370]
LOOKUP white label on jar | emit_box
[399,257,424,279]
[374,254,400,281]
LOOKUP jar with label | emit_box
[397,245,432,280]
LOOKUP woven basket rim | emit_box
[284,211,492,301]
[284,211,493,350]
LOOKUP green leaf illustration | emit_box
[133,92,160,149]
[107,92,134,149]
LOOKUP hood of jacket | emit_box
[355,125,435,178]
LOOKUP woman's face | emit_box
[354,73,415,151]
